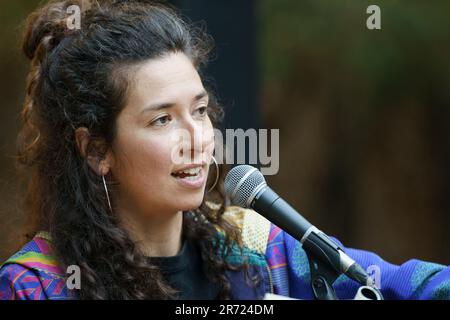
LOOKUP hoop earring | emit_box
[102,175,113,213]
[207,156,220,193]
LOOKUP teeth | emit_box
[173,167,201,176]
[183,175,199,181]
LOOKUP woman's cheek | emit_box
[134,137,173,171]
[114,134,166,181]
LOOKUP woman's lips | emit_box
[171,166,206,189]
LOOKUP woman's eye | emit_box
[151,115,171,126]
[195,106,208,117]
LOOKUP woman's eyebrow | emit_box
[140,90,209,114]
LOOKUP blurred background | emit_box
[0,0,449,265]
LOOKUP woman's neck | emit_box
[119,209,184,257]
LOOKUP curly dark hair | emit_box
[17,0,253,299]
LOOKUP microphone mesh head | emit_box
[224,165,266,208]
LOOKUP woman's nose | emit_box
[178,118,211,163]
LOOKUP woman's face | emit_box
[109,52,215,219]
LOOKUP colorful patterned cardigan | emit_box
[0,207,449,300]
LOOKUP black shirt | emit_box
[147,238,220,299]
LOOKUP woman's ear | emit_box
[99,151,114,176]
[75,127,114,176]
[75,127,90,159]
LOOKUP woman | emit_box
[0,0,449,300]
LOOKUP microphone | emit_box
[224,165,375,288]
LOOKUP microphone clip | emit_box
[308,253,340,300]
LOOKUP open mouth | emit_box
[171,166,202,181]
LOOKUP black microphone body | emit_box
[225,165,382,299]
[225,165,375,290]
[251,186,368,284]
[252,186,312,239]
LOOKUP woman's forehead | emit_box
[128,53,204,106]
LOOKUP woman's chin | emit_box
[175,194,205,211]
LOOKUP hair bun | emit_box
[22,1,78,61]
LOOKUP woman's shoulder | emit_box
[213,205,273,266]
[0,232,72,300]
[221,205,272,254]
